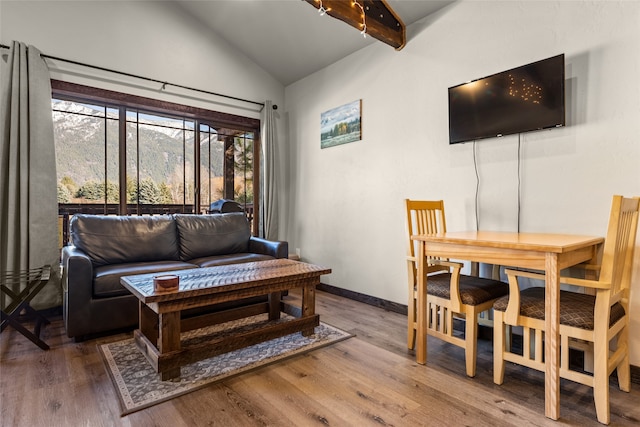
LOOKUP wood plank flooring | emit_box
[1,289,639,426]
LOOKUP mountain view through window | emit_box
[53,99,255,211]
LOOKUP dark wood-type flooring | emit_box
[1,289,639,426]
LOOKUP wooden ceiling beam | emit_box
[304,0,406,50]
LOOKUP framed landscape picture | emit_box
[320,99,362,149]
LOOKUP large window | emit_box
[53,81,260,240]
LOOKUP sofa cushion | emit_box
[93,261,198,298]
[71,214,180,267]
[175,213,251,261]
[189,253,274,268]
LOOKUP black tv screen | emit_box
[448,54,565,144]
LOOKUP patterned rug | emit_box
[98,314,352,416]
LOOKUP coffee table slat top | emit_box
[120,259,331,303]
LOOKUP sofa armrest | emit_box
[61,245,94,338]
[249,237,288,259]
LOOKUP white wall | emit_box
[284,1,640,363]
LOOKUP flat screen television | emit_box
[448,54,565,144]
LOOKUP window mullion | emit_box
[118,106,127,215]
[182,119,186,209]
[208,129,212,210]
[194,120,201,214]
[103,104,108,211]
[136,111,140,215]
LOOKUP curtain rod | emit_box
[0,43,276,110]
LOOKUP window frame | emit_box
[52,80,261,234]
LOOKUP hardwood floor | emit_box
[1,290,639,426]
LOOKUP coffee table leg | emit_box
[268,291,281,320]
[139,302,158,345]
[301,283,316,336]
[159,311,181,380]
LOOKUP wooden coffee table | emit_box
[120,259,331,380]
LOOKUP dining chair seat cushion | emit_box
[493,287,626,330]
[426,273,509,306]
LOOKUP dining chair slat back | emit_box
[405,199,508,377]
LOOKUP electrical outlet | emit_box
[295,248,301,258]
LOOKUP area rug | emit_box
[98,314,352,416]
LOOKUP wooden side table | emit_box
[1,265,52,350]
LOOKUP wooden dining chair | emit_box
[493,195,639,424]
[405,199,508,377]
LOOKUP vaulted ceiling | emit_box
[174,0,453,86]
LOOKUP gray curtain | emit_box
[259,100,279,241]
[0,41,60,309]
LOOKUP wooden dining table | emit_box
[411,231,604,421]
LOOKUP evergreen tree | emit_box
[60,175,77,195]
[158,182,173,204]
[233,136,253,176]
[138,178,162,204]
[57,183,72,203]
[76,180,105,200]
[105,181,119,203]
[126,178,138,203]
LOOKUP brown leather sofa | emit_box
[61,212,288,340]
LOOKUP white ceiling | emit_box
[175,0,453,86]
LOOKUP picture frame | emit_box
[320,99,362,149]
